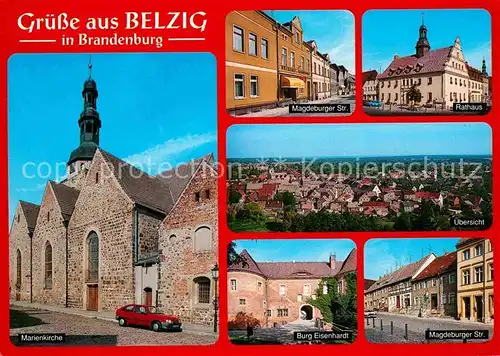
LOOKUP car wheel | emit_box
[118,318,127,327]
[151,321,161,332]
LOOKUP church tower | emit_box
[482,57,488,76]
[415,14,431,58]
[65,56,102,187]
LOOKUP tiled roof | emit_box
[337,248,357,275]
[228,249,265,276]
[413,252,457,281]
[156,153,215,204]
[377,47,452,79]
[229,249,354,279]
[362,70,378,85]
[365,254,434,293]
[456,237,486,248]
[364,279,376,291]
[49,181,80,221]
[19,201,40,231]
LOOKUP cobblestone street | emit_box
[364,312,493,344]
[10,306,218,346]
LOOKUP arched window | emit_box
[193,276,211,304]
[16,249,21,288]
[169,234,176,244]
[44,242,52,289]
[87,232,99,282]
[194,226,212,252]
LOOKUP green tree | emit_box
[228,188,242,204]
[394,212,413,230]
[227,241,248,267]
[407,84,422,106]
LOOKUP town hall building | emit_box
[377,17,490,108]
[9,61,219,326]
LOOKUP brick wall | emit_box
[9,204,32,302]
[31,185,67,306]
[138,212,161,259]
[67,150,135,311]
[158,163,218,325]
[266,278,322,324]
[227,271,267,325]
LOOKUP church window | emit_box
[86,232,99,282]
[194,276,210,304]
[47,211,50,222]
[44,242,53,289]
[205,189,210,199]
[194,226,212,252]
[95,172,99,184]
[169,234,176,243]
[195,192,201,202]
[17,214,19,223]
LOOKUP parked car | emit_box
[116,304,182,332]
[364,310,377,318]
[367,100,382,107]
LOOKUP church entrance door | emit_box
[87,284,98,311]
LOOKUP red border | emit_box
[0,1,498,356]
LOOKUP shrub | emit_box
[228,312,261,330]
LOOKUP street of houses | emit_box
[226,11,355,116]
[364,238,494,324]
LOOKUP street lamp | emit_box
[211,264,219,333]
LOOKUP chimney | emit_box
[329,253,336,268]
[394,55,399,61]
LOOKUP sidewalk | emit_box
[376,311,494,327]
[238,95,343,117]
[10,301,216,336]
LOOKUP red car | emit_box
[115,304,182,332]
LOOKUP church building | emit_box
[9,60,219,326]
[377,16,490,108]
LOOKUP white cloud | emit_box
[124,132,216,168]
[16,183,46,193]
[328,23,355,74]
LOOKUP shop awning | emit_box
[280,76,305,89]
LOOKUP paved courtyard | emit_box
[10,306,218,346]
[365,312,493,344]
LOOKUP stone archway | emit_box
[300,304,313,320]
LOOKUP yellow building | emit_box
[456,238,493,323]
[277,16,312,104]
[226,11,278,115]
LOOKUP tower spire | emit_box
[88,54,92,78]
[67,55,101,169]
[415,12,430,58]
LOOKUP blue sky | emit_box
[364,238,461,280]
[8,53,216,221]
[266,10,355,73]
[227,123,491,158]
[233,239,356,262]
[363,9,492,73]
